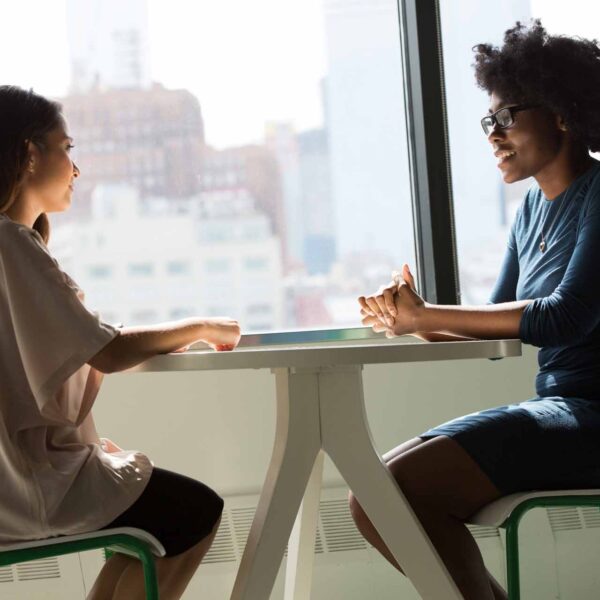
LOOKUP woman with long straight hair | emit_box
[0,84,241,600]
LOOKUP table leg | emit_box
[284,450,325,600]
[318,365,463,600]
[230,368,322,600]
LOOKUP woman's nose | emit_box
[73,162,81,178]
[488,124,505,143]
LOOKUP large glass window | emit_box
[1,0,415,334]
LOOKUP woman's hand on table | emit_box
[201,317,242,351]
[100,437,124,453]
[358,264,426,338]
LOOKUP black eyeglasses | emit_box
[480,104,540,136]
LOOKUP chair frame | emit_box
[501,494,600,600]
[0,532,159,600]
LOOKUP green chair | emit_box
[0,526,165,600]
[469,489,600,599]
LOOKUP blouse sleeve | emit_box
[488,216,519,304]
[519,180,600,347]
[0,225,118,424]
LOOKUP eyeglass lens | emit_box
[481,108,513,136]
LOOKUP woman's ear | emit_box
[26,140,40,174]
[556,114,568,132]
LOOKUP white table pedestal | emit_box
[230,365,462,600]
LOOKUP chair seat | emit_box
[0,527,166,557]
[469,489,600,528]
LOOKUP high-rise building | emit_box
[323,0,413,265]
[265,122,304,265]
[51,184,284,332]
[297,127,336,275]
[66,0,151,92]
[198,145,287,265]
[60,84,206,217]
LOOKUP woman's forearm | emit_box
[415,300,532,339]
[91,318,209,373]
[410,331,476,342]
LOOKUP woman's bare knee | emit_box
[348,491,376,538]
[381,436,426,463]
[348,491,363,522]
[388,436,501,519]
[349,437,425,532]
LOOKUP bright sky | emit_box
[0,1,598,147]
[0,0,327,148]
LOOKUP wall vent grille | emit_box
[547,507,584,532]
[466,525,501,540]
[204,514,237,564]
[319,499,369,552]
[230,506,256,555]
[581,507,600,529]
[200,498,502,565]
[0,495,507,581]
[16,557,60,581]
[547,506,600,532]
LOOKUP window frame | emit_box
[399,0,459,306]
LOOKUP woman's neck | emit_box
[3,197,40,230]
[535,146,595,200]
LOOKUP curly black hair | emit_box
[473,19,600,152]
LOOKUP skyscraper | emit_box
[61,84,206,216]
[66,0,151,93]
[323,0,413,265]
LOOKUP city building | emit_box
[198,144,287,265]
[61,84,206,217]
[51,184,284,333]
[297,127,336,275]
[323,0,413,266]
[66,0,151,92]
[266,122,336,275]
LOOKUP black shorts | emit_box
[100,467,224,557]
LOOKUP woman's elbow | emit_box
[526,322,591,347]
[88,337,119,373]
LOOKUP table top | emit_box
[124,337,522,373]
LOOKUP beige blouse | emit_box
[0,214,152,544]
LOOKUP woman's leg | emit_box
[86,553,132,600]
[87,515,222,600]
[88,467,224,600]
[348,435,507,600]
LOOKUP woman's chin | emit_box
[500,167,525,184]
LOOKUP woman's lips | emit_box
[496,150,516,166]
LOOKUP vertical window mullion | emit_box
[398,0,460,305]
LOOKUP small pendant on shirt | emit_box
[539,239,546,252]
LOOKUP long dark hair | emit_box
[0,86,63,244]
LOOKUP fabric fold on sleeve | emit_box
[0,226,118,426]
[518,176,600,348]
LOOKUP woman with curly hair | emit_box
[351,20,600,599]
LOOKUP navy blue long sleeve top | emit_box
[489,160,600,400]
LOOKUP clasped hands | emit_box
[358,264,426,338]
